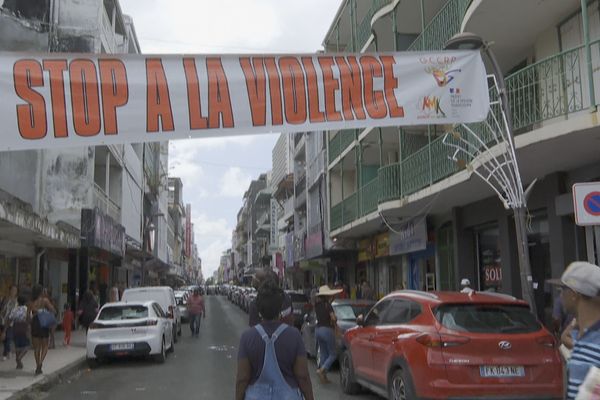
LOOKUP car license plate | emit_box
[480,365,525,378]
[110,343,134,351]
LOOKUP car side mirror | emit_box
[356,314,364,327]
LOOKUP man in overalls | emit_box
[236,280,314,400]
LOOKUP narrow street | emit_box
[41,295,380,400]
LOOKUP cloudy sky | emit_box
[119,0,343,278]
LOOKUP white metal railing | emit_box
[307,151,325,188]
[93,183,121,222]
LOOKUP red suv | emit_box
[340,290,563,399]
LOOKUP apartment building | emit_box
[324,0,600,321]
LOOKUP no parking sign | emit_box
[573,182,600,226]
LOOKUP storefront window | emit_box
[476,226,502,292]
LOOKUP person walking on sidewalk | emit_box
[29,284,56,375]
[236,280,314,400]
[78,290,98,333]
[314,285,343,384]
[187,288,205,337]
[9,296,29,370]
[1,285,18,361]
[62,303,74,346]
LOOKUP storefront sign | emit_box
[0,51,488,151]
[389,219,427,256]
[483,265,503,285]
[357,238,374,262]
[81,208,126,257]
[305,230,323,259]
[375,232,389,258]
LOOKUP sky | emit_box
[119,0,343,279]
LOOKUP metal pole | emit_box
[514,206,536,315]
[581,0,597,109]
[141,226,145,286]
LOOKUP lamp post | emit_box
[141,213,164,286]
[444,33,536,315]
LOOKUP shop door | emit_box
[527,214,551,324]
[476,226,502,292]
[437,223,455,290]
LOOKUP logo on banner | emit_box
[418,95,446,119]
[449,87,473,109]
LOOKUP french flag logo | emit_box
[450,88,461,94]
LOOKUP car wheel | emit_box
[173,326,179,343]
[86,357,99,369]
[389,369,416,400]
[167,333,175,354]
[339,350,361,394]
[154,337,166,364]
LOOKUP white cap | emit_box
[560,261,600,297]
[461,278,471,286]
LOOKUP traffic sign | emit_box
[573,182,600,226]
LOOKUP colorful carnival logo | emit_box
[425,66,461,87]
[418,95,446,118]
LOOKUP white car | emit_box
[122,286,182,342]
[86,301,174,366]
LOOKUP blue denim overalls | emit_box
[244,324,303,400]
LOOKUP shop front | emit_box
[389,218,433,291]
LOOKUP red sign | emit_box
[484,265,503,285]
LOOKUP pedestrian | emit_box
[62,303,74,346]
[552,290,574,337]
[78,290,98,333]
[248,270,294,327]
[235,279,314,400]
[460,278,474,294]
[1,285,18,361]
[43,288,57,349]
[9,295,29,370]
[314,285,343,384]
[30,284,56,375]
[549,261,600,399]
[187,288,205,337]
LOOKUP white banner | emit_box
[0,50,489,151]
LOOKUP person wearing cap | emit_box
[549,261,600,399]
[314,285,342,384]
[460,278,474,294]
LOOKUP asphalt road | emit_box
[40,295,382,400]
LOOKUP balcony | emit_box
[406,0,470,51]
[328,129,357,165]
[307,151,325,189]
[355,0,394,50]
[332,38,600,232]
[93,183,121,223]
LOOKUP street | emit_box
[41,295,380,400]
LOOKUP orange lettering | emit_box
[360,56,386,119]
[146,58,174,132]
[318,57,342,122]
[240,57,267,127]
[301,57,325,123]
[14,59,47,140]
[99,59,128,135]
[183,58,208,130]
[279,57,307,125]
[70,59,101,136]
[380,56,404,118]
[43,60,68,138]
[264,58,283,126]
[336,56,366,121]
[206,57,234,129]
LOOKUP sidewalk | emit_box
[0,329,87,400]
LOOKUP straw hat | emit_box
[316,285,343,297]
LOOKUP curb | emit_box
[7,356,87,400]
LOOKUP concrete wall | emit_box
[121,145,143,243]
[0,13,49,51]
[41,147,94,228]
[0,151,40,210]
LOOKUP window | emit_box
[382,300,421,325]
[98,305,148,320]
[434,304,541,334]
[364,300,391,327]
[152,303,165,318]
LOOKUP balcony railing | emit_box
[360,177,379,216]
[407,0,471,51]
[355,0,393,50]
[93,183,121,222]
[307,151,325,189]
[332,39,600,231]
[328,129,357,164]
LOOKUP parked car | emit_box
[174,290,189,323]
[340,290,563,399]
[285,291,311,329]
[122,286,182,343]
[86,301,174,367]
[242,288,257,312]
[301,299,375,365]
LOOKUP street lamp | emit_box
[141,213,164,286]
[443,33,536,315]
